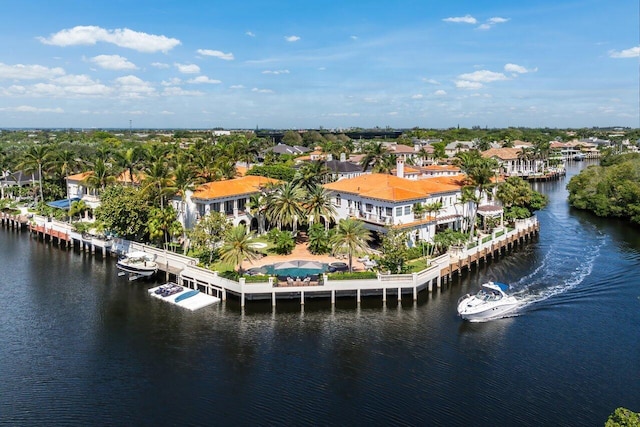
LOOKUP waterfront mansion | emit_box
[173,159,490,247]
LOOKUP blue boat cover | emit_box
[174,289,199,303]
[494,282,510,292]
[47,197,81,210]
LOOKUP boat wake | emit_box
[510,229,607,312]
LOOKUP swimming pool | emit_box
[247,260,328,278]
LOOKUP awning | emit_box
[47,197,81,210]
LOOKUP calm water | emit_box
[1,162,639,426]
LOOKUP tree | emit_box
[304,184,336,228]
[307,223,331,254]
[147,206,182,247]
[220,224,260,275]
[605,407,640,427]
[496,176,548,219]
[142,159,174,208]
[330,218,372,273]
[15,144,55,203]
[83,158,116,192]
[187,211,230,265]
[379,228,409,274]
[360,141,388,172]
[68,199,90,220]
[265,182,307,232]
[94,185,151,241]
[281,130,303,146]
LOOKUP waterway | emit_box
[1,162,638,426]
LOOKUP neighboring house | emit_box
[66,170,145,209]
[323,170,471,247]
[325,153,369,181]
[0,170,41,199]
[444,140,474,157]
[268,143,311,156]
[175,175,279,231]
[481,147,545,177]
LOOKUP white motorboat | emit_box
[457,281,520,322]
[116,251,158,280]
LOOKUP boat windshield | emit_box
[476,289,503,301]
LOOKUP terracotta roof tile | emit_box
[192,176,279,200]
[323,173,463,202]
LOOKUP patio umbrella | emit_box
[297,261,324,270]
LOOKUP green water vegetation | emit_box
[567,153,640,225]
[605,407,640,427]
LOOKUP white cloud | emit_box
[477,17,510,30]
[455,80,483,89]
[187,76,221,84]
[423,78,440,85]
[90,54,137,70]
[609,46,640,58]
[252,87,274,93]
[161,77,182,86]
[458,70,507,83]
[197,49,235,60]
[0,63,65,80]
[38,25,181,53]
[411,94,423,99]
[434,90,447,96]
[162,87,203,96]
[443,15,477,24]
[350,35,358,40]
[285,35,301,42]
[175,63,200,74]
[262,69,290,75]
[504,63,537,74]
[488,17,509,24]
[246,31,255,37]
[114,75,156,97]
[151,62,170,69]
[0,105,64,113]
[230,85,245,89]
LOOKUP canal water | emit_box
[1,162,638,426]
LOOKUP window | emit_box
[404,205,411,215]
[386,207,393,216]
[366,203,373,212]
[335,194,341,206]
[197,203,206,218]
[396,206,403,216]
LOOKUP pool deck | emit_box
[240,240,370,272]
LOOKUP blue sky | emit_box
[0,0,638,129]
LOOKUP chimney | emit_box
[340,152,346,162]
[396,157,405,178]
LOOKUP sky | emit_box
[0,0,638,130]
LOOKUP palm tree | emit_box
[424,201,444,256]
[83,158,116,192]
[265,182,307,232]
[360,141,388,172]
[113,146,144,186]
[142,159,174,208]
[248,193,267,234]
[293,161,332,190]
[304,184,336,229]
[15,144,55,203]
[330,218,372,273]
[220,224,260,275]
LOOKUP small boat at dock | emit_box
[116,251,158,280]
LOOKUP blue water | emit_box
[0,161,638,426]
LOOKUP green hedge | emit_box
[327,271,377,280]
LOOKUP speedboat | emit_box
[116,251,158,279]
[457,281,520,322]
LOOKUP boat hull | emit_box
[116,261,158,277]
[457,298,520,322]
